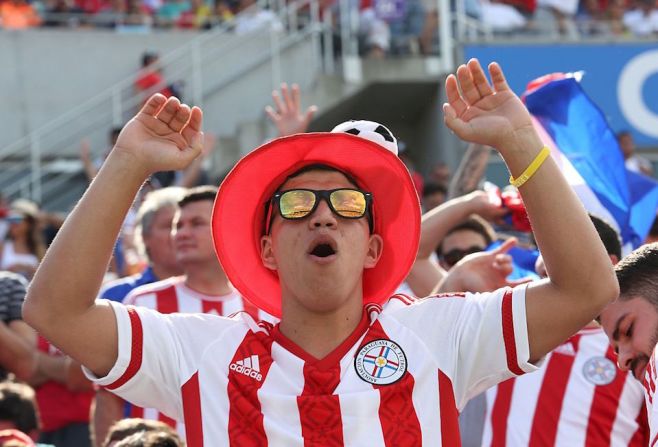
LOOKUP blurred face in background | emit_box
[439,229,487,270]
[172,200,216,267]
[143,205,181,274]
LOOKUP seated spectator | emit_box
[623,0,658,35]
[103,419,181,447]
[233,0,282,34]
[0,0,41,29]
[534,0,580,38]
[479,0,529,33]
[41,0,84,27]
[120,0,152,28]
[0,200,45,280]
[374,0,426,55]
[0,382,40,443]
[155,0,190,26]
[619,130,654,176]
[176,0,212,28]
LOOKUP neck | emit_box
[150,262,182,282]
[278,289,364,360]
[183,261,232,296]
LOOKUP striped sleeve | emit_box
[82,300,240,420]
[390,285,540,410]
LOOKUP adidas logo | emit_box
[230,355,263,382]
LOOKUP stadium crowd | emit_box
[0,59,657,447]
[1,0,658,56]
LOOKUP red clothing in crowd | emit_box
[35,336,94,432]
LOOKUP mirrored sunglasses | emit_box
[265,188,372,234]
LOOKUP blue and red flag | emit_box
[523,72,658,252]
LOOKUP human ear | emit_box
[364,234,383,269]
[260,235,278,270]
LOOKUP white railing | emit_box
[0,0,334,206]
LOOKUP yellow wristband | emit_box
[509,146,550,188]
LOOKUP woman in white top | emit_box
[0,199,45,279]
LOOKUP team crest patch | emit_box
[354,339,407,385]
[583,356,617,385]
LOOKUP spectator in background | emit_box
[623,0,658,35]
[421,182,447,212]
[619,130,654,176]
[41,0,84,27]
[103,419,181,447]
[92,187,184,446]
[428,160,451,188]
[373,0,426,55]
[0,382,40,444]
[80,127,122,182]
[398,146,425,196]
[646,213,658,244]
[155,0,190,26]
[119,0,152,28]
[176,0,212,28]
[134,52,181,102]
[534,0,580,38]
[0,273,36,382]
[0,200,45,280]
[233,0,282,34]
[0,0,41,29]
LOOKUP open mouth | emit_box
[310,243,336,258]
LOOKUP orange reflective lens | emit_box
[278,189,369,220]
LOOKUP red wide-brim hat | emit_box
[212,132,420,318]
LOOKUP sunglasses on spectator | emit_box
[441,245,485,268]
[264,188,373,235]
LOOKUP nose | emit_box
[308,199,337,230]
[616,345,634,371]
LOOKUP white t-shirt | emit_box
[483,326,648,446]
[87,286,538,446]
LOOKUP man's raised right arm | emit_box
[23,95,203,378]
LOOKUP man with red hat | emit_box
[24,59,618,445]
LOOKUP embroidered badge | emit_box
[354,339,407,385]
[583,356,617,385]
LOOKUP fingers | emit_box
[181,106,203,143]
[445,74,468,116]
[169,104,191,133]
[303,105,318,126]
[468,59,493,97]
[155,97,181,124]
[456,64,481,105]
[264,105,279,123]
[492,237,517,255]
[140,94,167,116]
[272,88,287,115]
[489,62,510,92]
[289,83,301,114]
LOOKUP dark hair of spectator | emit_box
[104,418,180,446]
[113,430,183,447]
[649,214,658,237]
[615,243,658,306]
[588,214,622,259]
[438,215,496,256]
[0,382,39,435]
[178,185,218,208]
[422,182,447,199]
[141,52,159,68]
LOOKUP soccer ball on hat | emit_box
[331,120,398,156]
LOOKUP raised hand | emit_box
[437,238,533,293]
[443,59,535,152]
[113,94,204,176]
[265,83,317,137]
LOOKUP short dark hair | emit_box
[104,418,180,446]
[178,186,218,208]
[589,214,622,259]
[0,382,39,435]
[422,182,447,199]
[615,243,658,305]
[438,215,496,256]
[113,430,182,447]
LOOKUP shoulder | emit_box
[123,277,182,304]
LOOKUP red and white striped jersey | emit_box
[87,286,539,446]
[120,276,272,436]
[482,326,648,447]
[642,344,658,446]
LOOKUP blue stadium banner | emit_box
[463,43,658,149]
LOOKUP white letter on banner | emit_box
[618,49,658,138]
